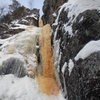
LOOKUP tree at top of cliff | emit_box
[9,0,21,13]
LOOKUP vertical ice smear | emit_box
[68,59,74,76]
[62,62,67,74]
[54,39,60,71]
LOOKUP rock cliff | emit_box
[42,0,68,25]
[0,7,39,39]
[42,0,100,99]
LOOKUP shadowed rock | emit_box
[42,0,68,25]
[67,52,100,100]
[0,57,27,77]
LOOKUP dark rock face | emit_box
[54,9,100,67]
[52,9,100,99]
[73,10,100,42]
[42,0,100,99]
[53,8,100,100]
[0,58,27,77]
[0,23,25,39]
[42,0,68,25]
[67,52,100,100]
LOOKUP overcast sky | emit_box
[0,0,44,16]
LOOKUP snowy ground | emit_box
[0,75,65,100]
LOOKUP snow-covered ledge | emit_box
[75,40,100,61]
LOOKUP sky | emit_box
[0,0,44,16]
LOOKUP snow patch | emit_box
[54,39,61,72]
[0,75,65,100]
[26,14,38,20]
[75,40,100,61]
[53,13,57,17]
[10,24,29,29]
[68,59,74,76]
[62,62,67,74]
[79,16,84,22]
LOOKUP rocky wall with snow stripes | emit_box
[47,0,100,99]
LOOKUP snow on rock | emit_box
[54,39,60,71]
[53,0,100,36]
[52,0,100,99]
[10,23,29,29]
[68,59,74,76]
[62,62,67,74]
[52,12,57,17]
[75,40,100,61]
[26,14,38,20]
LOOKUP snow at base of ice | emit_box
[75,40,100,61]
[0,74,65,100]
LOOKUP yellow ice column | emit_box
[39,19,43,27]
[37,24,59,96]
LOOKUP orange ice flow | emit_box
[37,24,59,96]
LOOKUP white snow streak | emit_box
[75,40,100,61]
